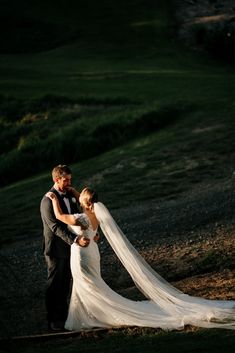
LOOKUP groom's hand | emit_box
[76,235,90,247]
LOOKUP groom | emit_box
[40,164,90,331]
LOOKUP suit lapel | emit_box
[51,187,69,213]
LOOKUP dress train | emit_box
[65,203,235,331]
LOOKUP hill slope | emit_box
[0,176,234,338]
[0,0,234,344]
[0,0,169,53]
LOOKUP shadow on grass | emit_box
[0,327,234,353]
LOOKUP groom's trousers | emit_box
[45,256,71,323]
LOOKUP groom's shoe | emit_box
[48,321,65,331]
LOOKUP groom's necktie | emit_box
[60,193,71,213]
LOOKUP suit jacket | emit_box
[40,187,80,258]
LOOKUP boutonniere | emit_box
[71,197,77,203]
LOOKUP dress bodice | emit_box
[68,213,97,238]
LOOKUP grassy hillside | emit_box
[0,2,235,348]
[0,0,169,53]
[0,28,234,185]
[1,104,235,246]
[0,0,235,243]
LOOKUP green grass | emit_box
[2,328,234,353]
[0,0,234,101]
[0,0,234,348]
[0,101,185,185]
[0,46,234,100]
[0,1,234,189]
[0,0,234,250]
[0,0,170,54]
[0,102,234,246]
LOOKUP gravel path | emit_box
[0,178,234,338]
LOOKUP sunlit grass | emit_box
[0,103,234,246]
[0,0,234,348]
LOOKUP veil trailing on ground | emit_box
[94,202,235,329]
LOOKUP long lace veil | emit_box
[94,202,235,329]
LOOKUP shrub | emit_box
[0,98,189,186]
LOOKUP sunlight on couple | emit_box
[40,164,235,332]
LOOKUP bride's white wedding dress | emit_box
[65,202,235,331]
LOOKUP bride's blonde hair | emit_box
[79,187,98,212]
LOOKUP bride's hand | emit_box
[94,233,100,243]
[46,192,56,200]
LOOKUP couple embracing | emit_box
[40,164,235,333]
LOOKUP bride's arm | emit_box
[46,192,86,228]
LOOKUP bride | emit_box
[46,187,235,331]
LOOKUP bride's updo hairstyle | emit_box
[79,187,98,212]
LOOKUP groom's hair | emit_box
[52,164,72,180]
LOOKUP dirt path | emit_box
[0,178,234,338]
